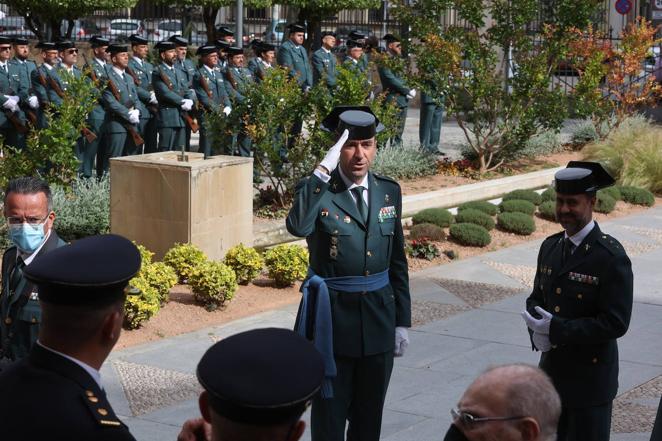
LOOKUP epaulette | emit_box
[596,233,626,256]
[81,389,124,428]
[373,173,400,188]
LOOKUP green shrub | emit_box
[134,243,154,268]
[594,191,616,213]
[371,144,437,179]
[124,274,161,329]
[497,212,536,235]
[51,176,110,242]
[538,201,557,221]
[449,223,491,247]
[503,189,542,206]
[412,208,455,228]
[455,208,495,231]
[457,200,499,216]
[409,223,446,241]
[189,261,238,310]
[540,187,556,202]
[164,243,208,283]
[142,262,178,304]
[499,199,536,215]
[618,186,655,206]
[570,120,600,145]
[520,130,563,157]
[600,186,622,201]
[264,244,309,287]
[223,243,264,285]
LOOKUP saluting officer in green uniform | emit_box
[152,40,195,152]
[169,35,197,152]
[10,37,38,130]
[247,41,275,82]
[128,34,158,154]
[101,44,141,165]
[523,161,633,441]
[30,42,58,130]
[84,35,110,178]
[312,31,337,91]
[224,46,254,157]
[419,80,445,155]
[0,36,28,150]
[193,44,232,157]
[377,34,415,148]
[287,106,411,441]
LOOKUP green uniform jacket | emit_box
[152,63,194,129]
[312,48,337,88]
[127,57,154,120]
[102,68,140,134]
[176,58,196,89]
[247,58,272,82]
[286,170,411,357]
[277,40,312,90]
[8,58,33,105]
[84,59,108,121]
[193,66,231,111]
[224,66,254,104]
[525,223,633,408]
[0,232,66,361]
[0,62,28,128]
[30,65,54,128]
[50,65,83,107]
[377,56,410,108]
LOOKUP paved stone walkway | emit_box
[104,206,662,440]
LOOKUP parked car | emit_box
[60,19,101,41]
[0,16,35,40]
[262,19,287,44]
[108,19,147,42]
[149,19,182,43]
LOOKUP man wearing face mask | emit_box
[444,364,561,441]
[0,177,66,365]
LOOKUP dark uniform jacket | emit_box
[126,57,153,121]
[0,231,66,361]
[0,61,28,129]
[277,40,313,90]
[286,169,411,357]
[152,63,194,129]
[312,48,337,88]
[84,58,108,122]
[525,223,633,407]
[102,68,140,134]
[193,65,231,111]
[377,55,410,108]
[30,64,54,128]
[246,58,271,83]
[0,343,135,440]
[224,65,254,104]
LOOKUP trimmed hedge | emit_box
[455,208,495,231]
[189,261,238,310]
[264,244,309,287]
[499,199,536,215]
[457,200,499,216]
[164,243,207,283]
[412,208,455,228]
[497,212,536,235]
[600,186,622,201]
[538,201,556,221]
[449,223,492,247]
[618,185,655,206]
[503,189,542,206]
[223,243,264,285]
[409,223,446,241]
[595,191,616,214]
[540,187,556,202]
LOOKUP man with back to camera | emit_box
[522,161,633,441]
[286,106,411,441]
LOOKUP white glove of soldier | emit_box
[222,106,231,116]
[394,327,410,357]
[521,306,553,335]
[128,109,140,124]
[532,332,552,352]
[318,129,349,174]
[3,96,18,111]
[406,89,417,99]
[180,99,194,111]
[28,95,39,109]
[149,91,157,104]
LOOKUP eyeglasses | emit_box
[66,49,78,54]
[6,214,49,226]
[0,46,11,51]
[451,408,528,428]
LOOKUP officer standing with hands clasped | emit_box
[287,106,411,441]
[522,161,633,441]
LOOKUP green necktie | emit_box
[351,186,368,223]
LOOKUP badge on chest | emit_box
[378,206,396,223]
[568,272,599,285]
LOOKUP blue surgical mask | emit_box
[8,221,46,254]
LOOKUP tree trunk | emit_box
[24,15,44,41]
[203,6,219,42]
[64,19,75,39]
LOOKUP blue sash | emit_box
[295,269,390,398]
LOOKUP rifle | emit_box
[48,70,97,143]
[225,67,238,90]
[157,67,198,133]
[127,65,158,115]
[106,71,144,147]
[2,86,29,134]
[198,69,214,112]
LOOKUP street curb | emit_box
[253,167,562,249]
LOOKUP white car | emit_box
[109,19,147,42]
[149,19,182,43]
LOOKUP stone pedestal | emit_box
[110,152,253,261]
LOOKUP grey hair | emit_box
[3,176,53,212]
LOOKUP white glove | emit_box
[2,96,17,111]
[521,306,553,335]
[128,109,140,124]
[406,89,417,99]
[532,332,552,352]
[394,327,409,357]
[149,91,157,104]
[6,95,19,104]
[319,129,349,173]
[180,99,194,111]
[222,106,231,116]
[368,91,375,100]
[28,95,39,109]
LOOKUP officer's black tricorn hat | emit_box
[23,234,141,306]
[214,40,231,50]
[197,328,324,426]
[217,26,234,37]
[349,30,368,40]
[287,23,306,33]
[322,106,385,141]
[226,46,244,56]
[129,34,149,45]
[0,36,13,45]
[89,35,110,48]
[382,34,400,43]
[12,37,29,45]
[106,43,129,55]
[36,41,57,51]
[346,39,363,49]
[168,35,189,47]
[196,45,217,56]
[155,40,176,52]
[553,161,616,194]
[56,40,76,51]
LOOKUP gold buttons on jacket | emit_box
[554,306,560,313]
[592,357,598,364]
[555,288,562,295]
[88,396,99,403]
[4,317,11,325]
[577,294,583,300]
[364,270,370,276]
[314,187,320,194]
[98,408,109,416]
[367,251,372,257]
[86,390,94,397]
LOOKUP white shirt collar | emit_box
[36,341,103,389]
[0,61,7,68]
[565,219,595,248]
[259,57,271,67]
[338,166,369,205]
[19,228,52,265]
[94,57,105,66]
[112,65,125,76]
[132,56,143,65]
[203,64,215,74]
[322,47,331,54]
[162,62,174,71]
[44,63,54,70]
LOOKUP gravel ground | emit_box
[432,278,524,308]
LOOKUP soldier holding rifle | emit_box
[0,36,28,149]
[127,34,157,154]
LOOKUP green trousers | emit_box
[80,118,105,179]
[389,106,408,148]
[419,101,444,153]
[158,127,185,152]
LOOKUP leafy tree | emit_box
[5,0,138,40]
